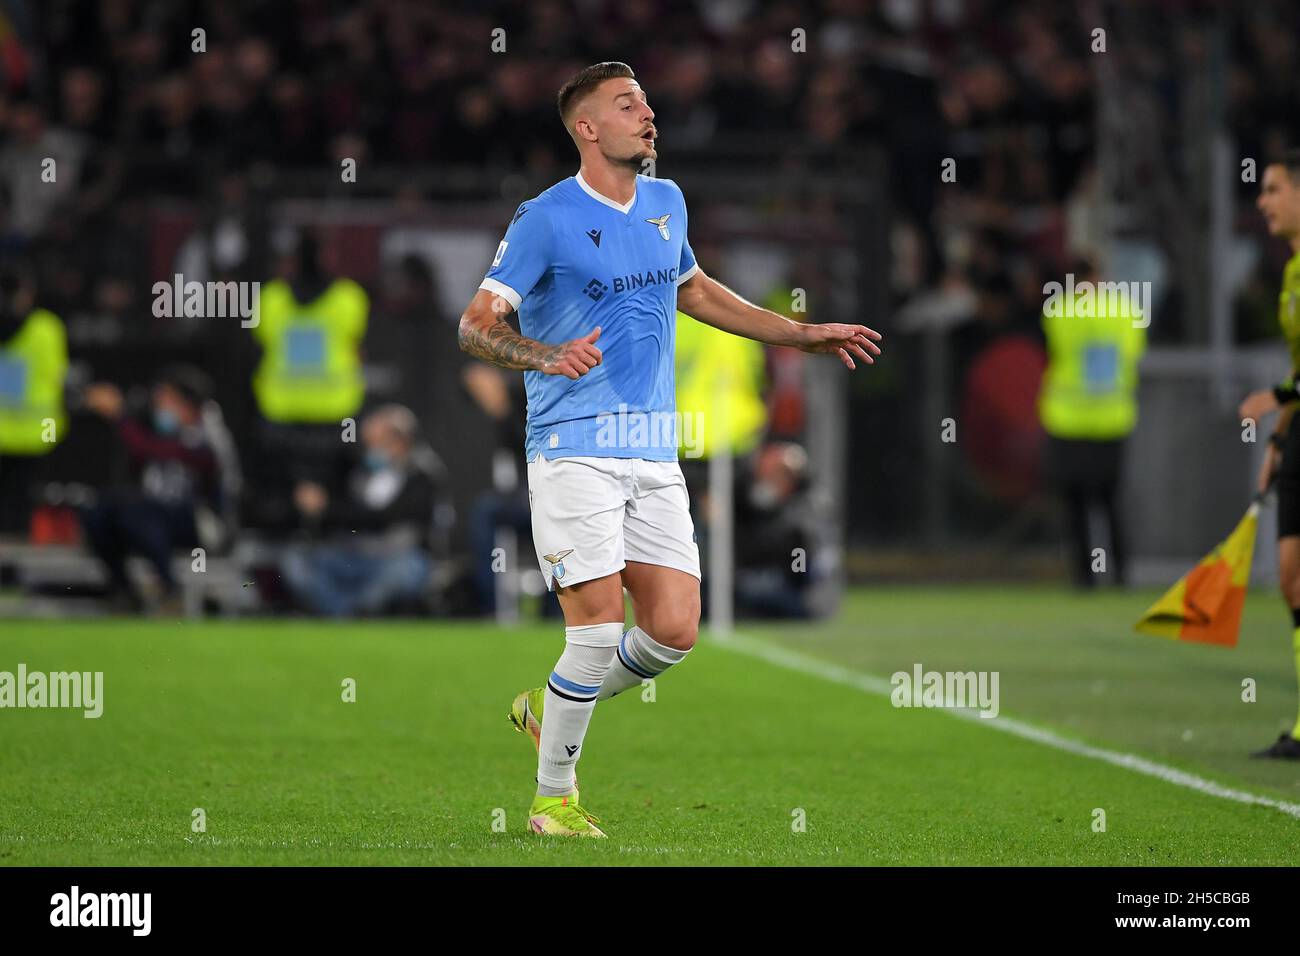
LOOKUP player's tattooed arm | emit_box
[458,300,554,370]
[678,270,883,370]
[458,290,603,379]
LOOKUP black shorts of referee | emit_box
[1277,413,1300,539]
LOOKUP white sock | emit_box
[536,622,622,797]
[597,625,691,701]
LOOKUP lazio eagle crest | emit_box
[543,549,574,580]
[645,214,671,241]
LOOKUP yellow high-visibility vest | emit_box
[675,311,767,458]
[1277,251,1300,371]
[252,278,368,423]
[1039,286,1146,440]
[0,309,68,455]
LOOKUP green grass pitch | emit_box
[2,586,1298,865]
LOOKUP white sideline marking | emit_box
[709,630,1300,821]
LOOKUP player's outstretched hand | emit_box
[541,327,603,379]
[795,323,883,370]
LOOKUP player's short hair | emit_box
[557,61,635,129]
[1267,149,1300,185]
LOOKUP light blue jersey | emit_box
[479,172,698,462]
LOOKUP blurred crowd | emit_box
[0,1,1288,312]
[2,0,1299,609]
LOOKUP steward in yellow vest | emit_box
[1037,264,1147,587]
[1038,275,1146,441]
[252,276,368,424]
[0,299,67,456]
[0,265,68,534]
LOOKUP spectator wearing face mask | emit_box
[732,441,817,619]
[279,403,438,617]
[80,366,223,611]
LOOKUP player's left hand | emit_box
[795,323,883,369]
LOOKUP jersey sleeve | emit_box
[674,185,699,285]
[479,202,551,310]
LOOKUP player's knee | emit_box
[675,617,700,651]
[557,574,625,625]
[649,600,700,650]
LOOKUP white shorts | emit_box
[526,454,701,591]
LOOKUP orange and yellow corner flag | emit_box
[1134,502,1259,647]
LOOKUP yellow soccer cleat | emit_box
[508,687,582,792]
[508,687,546,749]
[528,793,606,838]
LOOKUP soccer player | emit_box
[457,62,882,836]
[1240,150,1300,759]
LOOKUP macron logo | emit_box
[564,744,580,757]
[586,228,602,247]
[50,886,151,936]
